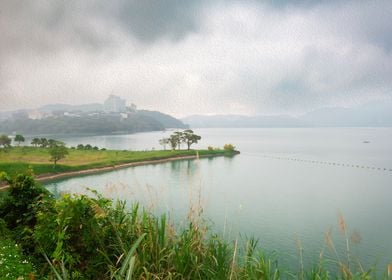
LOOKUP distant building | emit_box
[104,95,126,113]
[28,110,46,120]
[64,112,81,117]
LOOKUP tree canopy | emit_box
[14,134,25,146]
[160,130,201,150]
[183,129,201,150]
[31,138,40,147]
[0,134,11,149]
[159,138,170,150]
[49,143,69,168]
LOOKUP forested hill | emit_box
[138,110,188,129]
[0,111,187,135]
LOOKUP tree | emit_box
[0,134,11,149]
[47,139,64,148]
[77,144,84,150]
[168,135,178,150]
[48,139,56,148]
[173,131,184,150]
[31,138,40,147]
[223,143,235,152]
[14,134,25,146]
[159,138,170,150]
[40,138,48,148]
[183,129,201,150]
[49,144,69,168]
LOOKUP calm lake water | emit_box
[45,128,392,274]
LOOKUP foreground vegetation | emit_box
[0,146,237,178]
[0,173,387,279]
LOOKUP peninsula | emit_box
[0,146,239,189]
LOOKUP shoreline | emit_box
[0,152,239,191]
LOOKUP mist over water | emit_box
[46,128,392,273]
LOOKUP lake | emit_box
[45,128,392,275]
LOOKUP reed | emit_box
[0,173,386,279]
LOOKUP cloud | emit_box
[0,0,391,117]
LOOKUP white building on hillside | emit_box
[104,95,126,113]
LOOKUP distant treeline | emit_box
[0,110,187,135]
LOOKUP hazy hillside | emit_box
[182,101,392,128]
[138,110,188,129]
[300,101,392,127]
[0,103,188,135]
[0,114,164,135]
[182,114,306,128]
[0,114,165,135]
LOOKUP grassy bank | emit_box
[0,146,238,177]
[0,174,383,279]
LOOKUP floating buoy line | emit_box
[242,153,392,172]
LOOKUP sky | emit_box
[0,0,391,117]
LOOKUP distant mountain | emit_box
[138,110,188,129]
[182,114,306,128]
[300,101,392,127]
[182,100,392,128]
[0,103,188,135]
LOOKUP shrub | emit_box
[34,192,115,278]
[208,146,214,151]
[0,173,51,254]
[0,238,36,279]
[0,218,10,237]
[223,143,235,152]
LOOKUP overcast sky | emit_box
[1,0,391,117]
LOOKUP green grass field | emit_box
[0,146,236,177]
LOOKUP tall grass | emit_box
[0,173,388,279]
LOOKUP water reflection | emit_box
[45,128,392,275]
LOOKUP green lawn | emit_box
[0,146,237,177]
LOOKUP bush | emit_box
[208,146,214,151]
[0,174,51,254]
[0,218,10,237]
[34,192,116,278]
[0,238,36,279]
[223,143,235,152]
